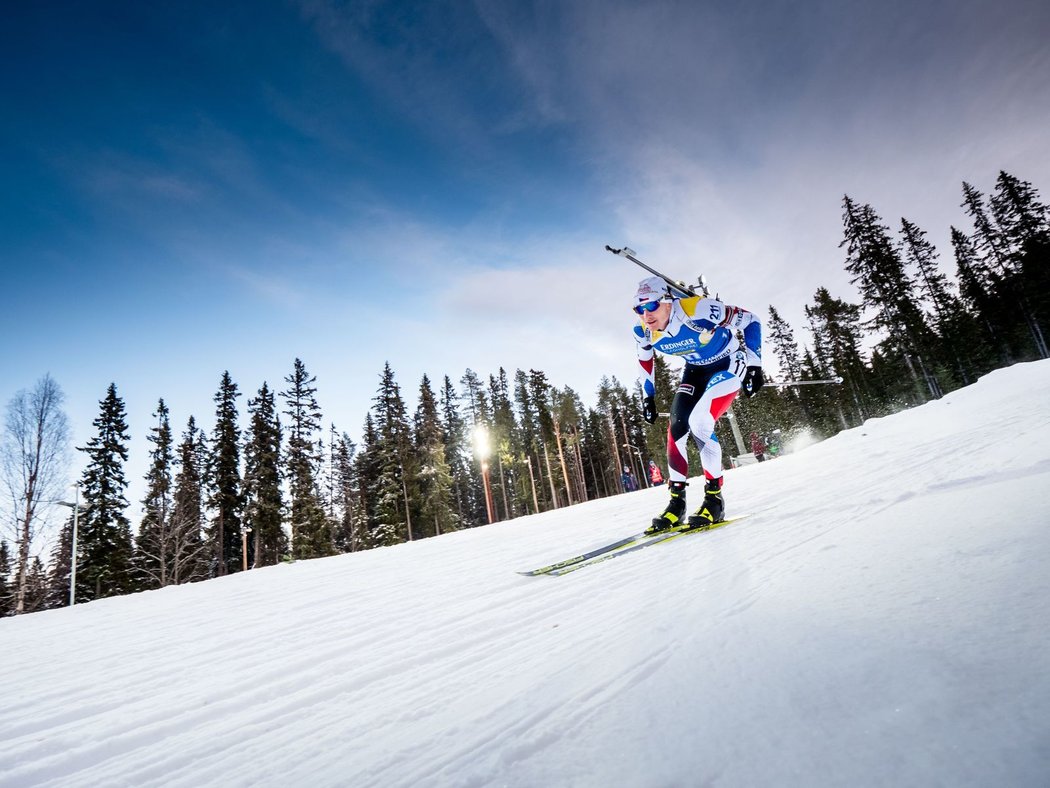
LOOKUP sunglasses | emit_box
[633,300,663,315]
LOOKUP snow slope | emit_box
[3,361,1050,788]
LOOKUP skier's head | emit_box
[634,276,673,330]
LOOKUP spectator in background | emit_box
[750,431,767,462]
[621,466,639,492]
[648,459,665,486]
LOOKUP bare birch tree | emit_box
[1,374,70,614]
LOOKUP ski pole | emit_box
[652,377,842,415]
[769,377,843,387]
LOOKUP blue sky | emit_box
[3,0,1049,516]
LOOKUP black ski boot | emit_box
[686,477,725,530]
[647,481,687,534]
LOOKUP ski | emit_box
[517,524,692,576]
[546,515,750,577]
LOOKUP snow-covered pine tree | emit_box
[530,376,581,508]
[513,370,545,514]
[439,375,472,526]
[595,377,637,494]
[331,431,363,551]
[951,226,1011,369]
[135,399,175,587]
[962,179,1047,359]
[352,413,382,550]
[0,541,12,615]
[899,218,975,387]
[77,383,135,601]
[244,383,285,567]
[989,171,1049,358]
[526,370,562,508]
[168,417,208,584]
[207,372,243,575]
[461,368,492,522]
[282,359,331,560]
[767,306,803,383]
[805,288,873,426]
[579,408,613,499]
[45,514,74,608]
[21,557,47,613]
[555,386,589,504]
[487,369,520,519]
[413,374,456,538]
[604,379,647,491]
[369,363,413,545]
[840,196,941,401]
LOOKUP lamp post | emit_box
[473,424,495,524]
[242,526,252,572]
[54,483,82,607]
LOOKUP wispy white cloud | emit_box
[471,0,1050,353]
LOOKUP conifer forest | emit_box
[3,170,1048,615]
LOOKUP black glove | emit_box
[742,366,765,398]
[642,395,657,424]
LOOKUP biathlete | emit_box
[633,275,764,533]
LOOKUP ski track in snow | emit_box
[3,361,1050,787]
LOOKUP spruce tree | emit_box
[207,372,243,575]
[595,376,635,495]
[989,171,1050,357]
[331,432,363,551]
[354,413,382,546]
[579,408,613,500]
[459,369,491,522]
[513,370,545,514]
[963,179,1047,358]
[527,370,562,507]
[952,226,1008,369]
[244,383,285,567]
[282,359,331,559]
[136,399,175,587]
[45,515,74,608]
[439,375,472,526]
[805,288,873,425]
[899,218,972,386]
[0,541,12,616]
[77,384,135,601]
[556,386,590,503]
[169,417,208,584]
[767,306,803,383]
[840,196,941,400]
[21,557,47,613]
[488,369,521,519]
[414,375,456,537]
[370,363,413,544]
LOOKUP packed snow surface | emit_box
[3,361,1050,787]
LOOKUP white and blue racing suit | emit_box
[635,296,762,484]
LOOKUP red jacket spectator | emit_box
[648,460,664,485]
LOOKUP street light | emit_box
[242,526,252,572]
[472,424,495,524]
[54,483,83,607]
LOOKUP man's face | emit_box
[639,301,672,331]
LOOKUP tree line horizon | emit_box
[2,168,1047,615]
